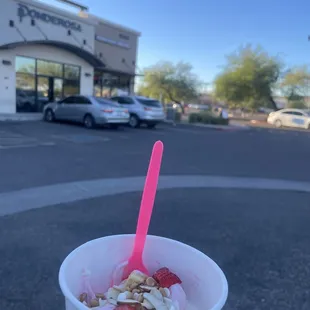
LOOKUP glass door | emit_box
[53,78,63,102]
[37,77,49,112]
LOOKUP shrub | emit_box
[189,112,229,125]
[287,100,306,109]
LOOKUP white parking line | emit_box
[2,175,310,216]
[168,127,217,134]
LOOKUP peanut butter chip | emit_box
[79,292,87,302]
[95,293,105,299]
[90,298,99,307]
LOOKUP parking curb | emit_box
[0,113,42,122]
[172,122,251,131]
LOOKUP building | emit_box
[0,0,140,113]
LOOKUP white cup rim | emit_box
[59,234,228,310]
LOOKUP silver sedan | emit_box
[43,95,129,128]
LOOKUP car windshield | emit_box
[95,97,120,106]
[136,98,161,107]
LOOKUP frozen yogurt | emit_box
[78,267,187,310]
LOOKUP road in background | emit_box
[1,121,310,193]
[1,121,310,310]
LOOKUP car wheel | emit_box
[84,114,95,129]
[147,123,156,129]
[129,115,140,128]
[275,119,282,128]
[44,109,55,122]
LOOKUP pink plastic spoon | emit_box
[122,140,164,279]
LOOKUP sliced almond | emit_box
[140,285,155,292]
[150,288,164,301]
[113,284,126,292]
[107,299,118,306]
[99,299,107,307]
[143,292,168,310]
[90,298,99,308]
[117,291,133,302]
[117,299,140,305]
[126,278,140,291]
[159,287,170,298]
[133,293,144,303]
[128,270,148,284]
[132,288,141,294]
[133,292,139,301]
[79,292,87,302]
[142,299,155,310]
[146,277,157,287]
[107,287,120,300]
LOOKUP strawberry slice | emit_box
[153,267,182,288]
[153,267,170,283]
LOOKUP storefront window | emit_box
[16,56,35,74]
[94,72,102,97]
[64,65,80,80]
[119,75,130,92]
[94,71,131,97]
[37,60,63,77]
[64,80,80,97]
[15,56,80,113]
[16,73,36,112]
[102,86,111,97]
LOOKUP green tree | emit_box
[214,45,282,111]
[281,66,310,108]
[138,61,200,112]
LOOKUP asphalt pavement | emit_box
[1,189,310,310]
[1,121,310,310]
[1,121,310,193]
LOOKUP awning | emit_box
[95,66,140,76]
[0,40,105,67]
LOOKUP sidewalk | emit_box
[187,122,250,131]
[164,116,251,131]
[0,113,42,122]
[177,121,250,131]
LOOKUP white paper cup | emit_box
[59,234,228,310]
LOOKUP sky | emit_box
[45,0,310,86]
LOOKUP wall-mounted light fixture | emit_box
[2,60,12,66]
[31,19,35,26]
[122,58,125,63]
[67,30,72,36]
[83,39,87,45]
[56,0,88,11]
[9,20,14,27]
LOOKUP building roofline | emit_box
[85,13,141,36]
[15,0,97,26]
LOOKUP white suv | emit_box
[110,95,165,128]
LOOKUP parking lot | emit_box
[1,120,310,310]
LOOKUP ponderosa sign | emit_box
[17,3,82,32]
